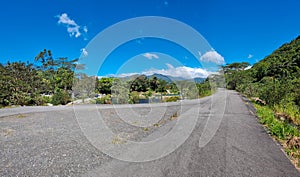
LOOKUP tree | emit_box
[73,73,96,100]
[0,61,42,106]
[97,77,113,94]
[129,75,149,92]
[223,62,250,73]
[149,76,159,91]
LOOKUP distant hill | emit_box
[147,73,206,83]
[147,73,173,82]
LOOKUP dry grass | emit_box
[1,128,15,137]
[17,114,26,118]
[111,135,127,144]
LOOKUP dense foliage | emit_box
[0,49,214,107]
[224,36,300,124]
[95,75,213,104]
[0,49,77,107]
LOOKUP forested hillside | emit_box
[224,36,300,124]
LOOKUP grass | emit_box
[169,112,178,121]
[143,127,150,132]
[255,103,300,169]
[198,90,213,98]
[274,102,300,126]
[153,123,160,127]
[255,104,300,139]
[111,135,126,144]
[17,114,26,118]
[2,128,15,137]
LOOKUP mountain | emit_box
[147,73,173,82]
[147,73,206,83]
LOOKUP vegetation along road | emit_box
[0,89,299,176]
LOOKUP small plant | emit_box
[170,112,178,120]
[17,114,26,118]
[111,136,126,144]
[95,95,111,104]
[153,123,160,127]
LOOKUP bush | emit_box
[51,90,71,105]
[129,91,139,104]
[41,95,52,104]
[95,95,111,104]
[165,96,180,102]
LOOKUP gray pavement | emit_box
[0,89,299,176]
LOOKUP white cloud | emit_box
[57,13,77,26]
[110,64,212,79]
[67,25,81,38]
[80,48,88,57]
[200,50,225,65]
[108,72,140,78]
[166,63,174,69]
[56,13,87,38]
[245,65,252,70]
[83,26,88,33]
[248,54,253,59]
[143,53,159,60]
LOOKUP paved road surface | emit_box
[0,89,299,176]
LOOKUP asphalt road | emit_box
[0,89,299,177]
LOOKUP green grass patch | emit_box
[153,123,160,127]
[274,102,300,126]
[255,104,300,139]
[255,103,300,170]
[143,127,150,132]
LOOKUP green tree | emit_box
[129,75,149,92]
[97,77,113,94]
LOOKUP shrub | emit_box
[51,90,71,105]
[165,96,180,102]
[129,91,139,104]
[41,95,52,104]
[96,95,111,104]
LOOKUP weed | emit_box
[153,123,160,127]
[17,114,26,118]
[111,135,126,144]
[255,103,300,170]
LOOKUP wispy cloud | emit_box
[199,50,225,65]
[248,54,253,59]
[80,48,88,57]
[110,64,212,79]
[56,13,87,39]
[83,26,88,33]
[143,53,159,60]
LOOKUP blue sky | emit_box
[0,0,300,78]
